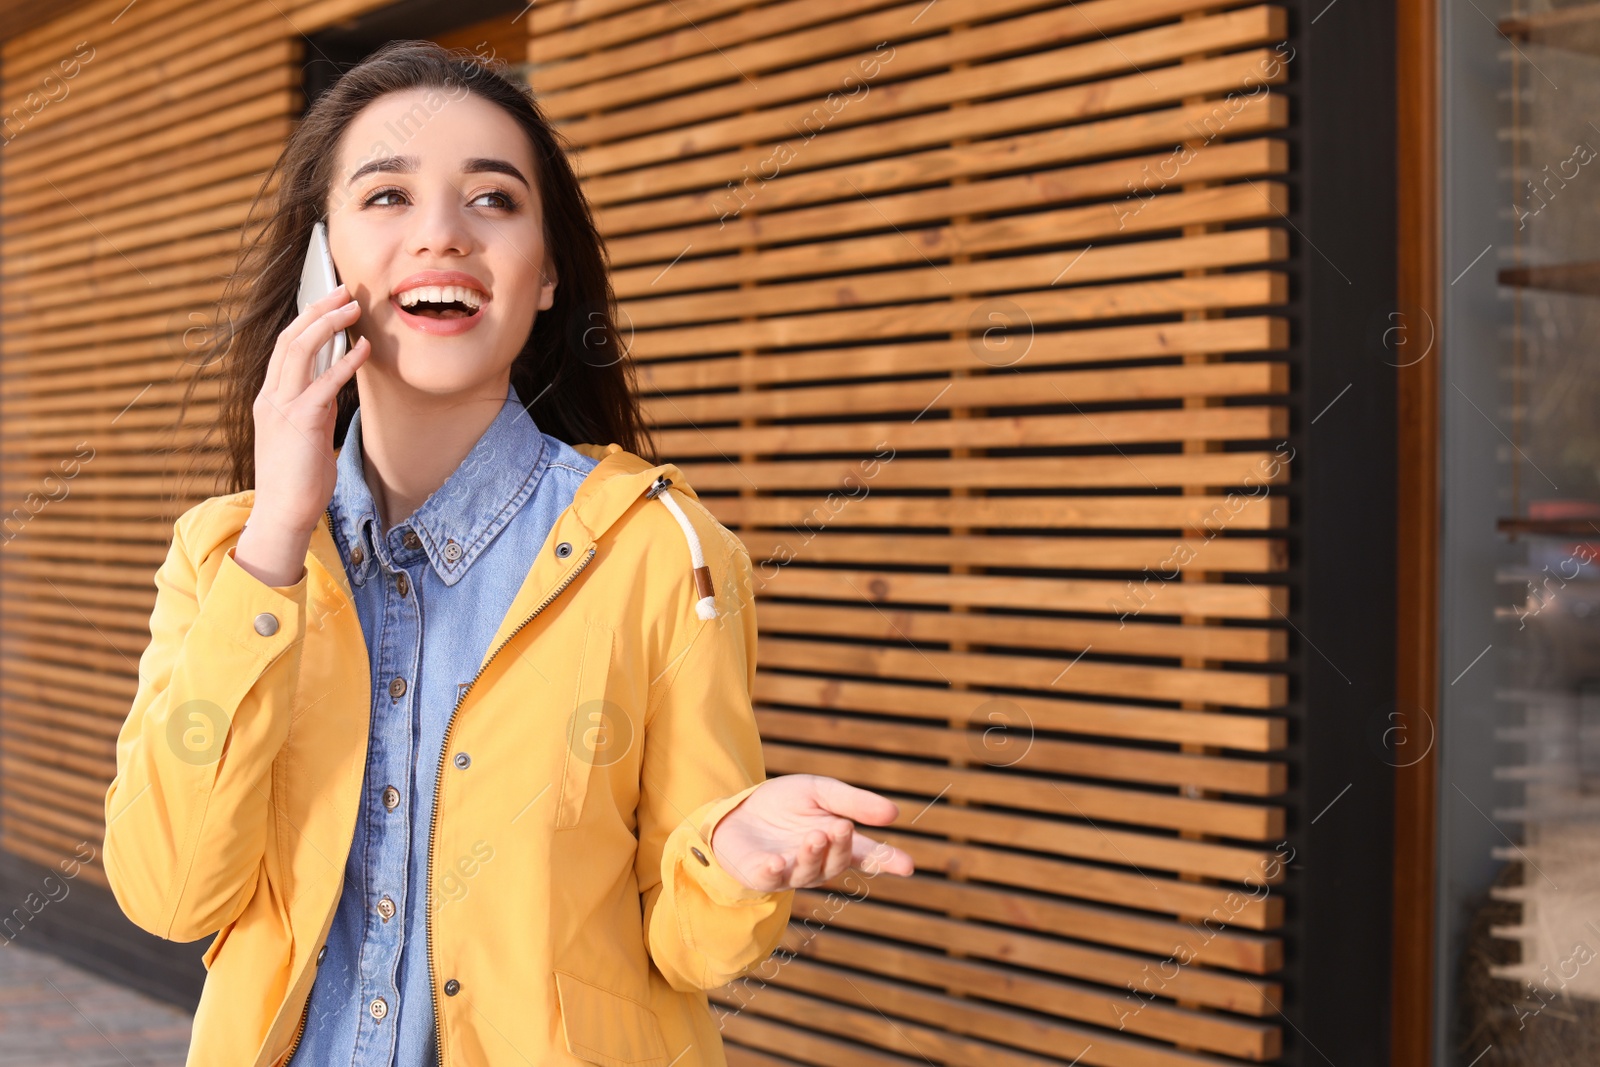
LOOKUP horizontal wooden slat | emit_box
[705,492,1288,531]
[753,672,1287,752]
[629,272,1288,358]
[740,532,1285,572]
[755,602,1283,663]
[762,741,1285,839]
[756,565,1286,619]
[650,362,1288,423]
[757,712,1285,795]
[653,406,1289,457]
[636,316,1288,392]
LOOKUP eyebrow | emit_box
[346,155,531,189]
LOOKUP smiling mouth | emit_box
[394,286,487,319]
[407,300,475,319]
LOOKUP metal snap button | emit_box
[369,996,388,1020]
[443,539,463,563]
[396,572,410,597]
[351,544,364,566]
[382,785,400,810]
[444,979,460,996]
[316,945,327,965]
[454,752,471,770]
[377,895,396,922]
[254,612,279,637]
[690,846,710,866]
[555,541,572,558]
[389,677,407,699]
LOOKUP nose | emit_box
[404,181,474,259]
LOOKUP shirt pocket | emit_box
[553,969,670,1067]
[555,621,622,830]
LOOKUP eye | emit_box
[471,189,519,210]
[362,186,405,208]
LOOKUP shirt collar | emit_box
[328,380,550,587]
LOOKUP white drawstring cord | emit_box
[649,478,718,619]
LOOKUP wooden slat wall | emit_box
[0,0,519,886]
[531,1,1292,1064]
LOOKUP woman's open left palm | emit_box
[709,773,915,891]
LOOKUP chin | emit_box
[381,351,507,397]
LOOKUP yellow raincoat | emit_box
[103,443,794,1067]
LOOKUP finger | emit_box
[303,334,370,408]
[812,777,900,827]
[281,298,362,400]
[748,850,789,891]
[819,818,855,883]
[717,846,786,893]
[266,283,350,395]
[789,829,829,888]
[851,832,915,877]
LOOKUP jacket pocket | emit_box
[555,622,617,830]
[553,970,669,1067]
[200,920,233,971]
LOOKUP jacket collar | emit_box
[328,381,548,587]
[304,440,708,668]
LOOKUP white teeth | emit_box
[396,285,484,309]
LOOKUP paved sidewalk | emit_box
[0,941,192,1065]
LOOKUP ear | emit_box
[538,263,558,311]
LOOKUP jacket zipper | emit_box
[425,543,598,1067]
[280,995,311,1066]
[283,512,597,1067]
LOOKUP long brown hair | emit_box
[179,38,653,497]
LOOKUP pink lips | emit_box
[391,270,490,337]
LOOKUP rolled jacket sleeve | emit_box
[634,514,793,993]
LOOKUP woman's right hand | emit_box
[234,284,371,588]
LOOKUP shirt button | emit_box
[402,530,421,550]
[382,785,400,810]
[444,979,460,996]
[351,544,365,566]
[443,539,463,563]
[377,895,396,922]
[316,945,327,965]
[396,572,410,597]
[253,612,279,636]
[454,752,471,770]
[389,677,407,699]
[690,846,710,866]
[369,996,388,1020]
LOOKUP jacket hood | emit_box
[568,444,720,619]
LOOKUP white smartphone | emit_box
[296,220,349,379]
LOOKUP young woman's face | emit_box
[325,88,555,396]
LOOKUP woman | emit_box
[103,39,913,1067]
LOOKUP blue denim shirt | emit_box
[287,381,598,1067]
